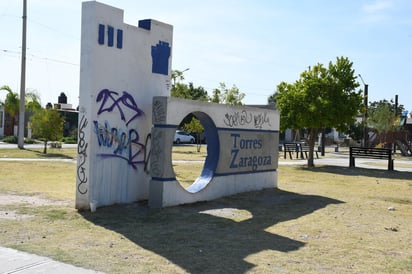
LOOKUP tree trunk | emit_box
[43,140,47,154]
[307,128,317,167]
[196,133,201,152]
[321,128,326,156]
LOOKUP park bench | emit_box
[283,143,298,159]
[349,147,394,171]
[298,143,319,159]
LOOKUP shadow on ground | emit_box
[301,165,412,180]
[81,188,343,273]
[24,148,75,159]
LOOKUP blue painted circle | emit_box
[179,111,219,193]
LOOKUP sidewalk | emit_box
[0,246,104,274]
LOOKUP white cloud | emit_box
[363,0,393,13]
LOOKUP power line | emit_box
[1,49,79,66]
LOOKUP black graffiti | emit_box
[96,89,144,126]
[93,120,151,170]
[253,112,271,129]
[77,115,88,195]
[143,133,151,173]
[223,110,252,127]
[224,110,271,129]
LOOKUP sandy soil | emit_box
[0,194,69,220]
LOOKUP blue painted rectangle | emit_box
[98,24,105,45]
[117,29,123,49]
[107,26,114,47]
[138,19,151,30]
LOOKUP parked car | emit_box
[174,130,195,144]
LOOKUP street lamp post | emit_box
[358,74,368,147]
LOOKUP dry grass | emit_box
[0,161,76,201]
[171,144,207,161]
[0,147,411,273]
[0,148,77,159]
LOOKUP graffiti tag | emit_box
[93,120,150,170]
[223,110,271,129]
[96,89,144,126]
[77,115,88,194]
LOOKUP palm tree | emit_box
[1,85,42,136]
[0,85,20,133]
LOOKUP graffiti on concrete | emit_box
[77,115,88,194]
[96,89,144,126]
[223,110,271,129]
[93,120,148,170]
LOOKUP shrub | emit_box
[2,136,17,144]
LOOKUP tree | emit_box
[183,116,204,152]
[0,85,20,131]
[25,90,42,113]
[171,69,187,87]
[29,108,64,154]
[171,82,208,101]
[367,99,403,145]
[273,56,363,167]
[212,82,245,105]
[1,85,42,136]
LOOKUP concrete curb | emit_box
[0,246,104,274]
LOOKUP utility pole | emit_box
[358,74,368,147]
[18,0,27,149]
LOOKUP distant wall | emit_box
[76,1,173,210]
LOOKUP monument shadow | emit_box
[82,188,343,273]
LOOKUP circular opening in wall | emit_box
[171,111,219,193]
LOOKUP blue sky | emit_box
[1,0,411,114]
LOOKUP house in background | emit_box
[0,92,78,139]
[46,92,78,138]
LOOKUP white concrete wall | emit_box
[76,1,173,210]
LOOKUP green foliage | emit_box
[171,82,209,101]
[212,82,245,105]
[1,136,36,144]
[60,136,77,144]
[273,56,363,166]
[29,108,65,153]
[368,99,403,133]
[347,121,364,142]
[2,135,18,144]
[1,85,42,132]
[25,90,42,113]
[183,117,204,151]
[182,116,204,134]
[0,85,19,125]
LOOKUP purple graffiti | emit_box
[93,120,147,170]
[96,89,144,126]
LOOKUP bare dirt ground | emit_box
[0,193,69,220]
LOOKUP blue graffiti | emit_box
[93,120,146,170]
[96,89,144,126]
[151,41,170,75]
